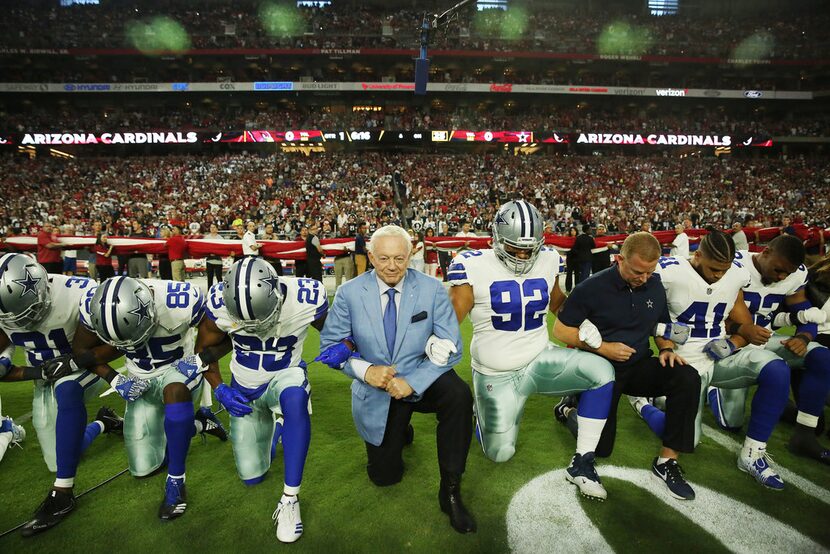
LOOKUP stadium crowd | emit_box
[1,152,827,241]
[3,103,828,138]
[2,1,827,60]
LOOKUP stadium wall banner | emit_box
[13,47,828,67]
[3,226,825,260]
[0,130,774,148]
[0,82,813,100]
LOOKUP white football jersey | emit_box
[738,250,807,329]
[448,248,561,374]
[80,279,205,379]
[655,256,750,344]
[1,275,92,367]
[206,277,327,389]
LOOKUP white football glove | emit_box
[578,319,603,349]
[772,308,827,328]
[425,335,458,366]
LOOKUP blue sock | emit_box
[54,381,87,480]
[270,419,284,462]
[164,401,195,477]
[576,382,613,420]
[81,422,102,452]
[747,360,790,442]
[798,347,830,418]
[640,404,667,438]
[279,387,310,490]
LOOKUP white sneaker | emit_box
[737,447,784,491]
[565,452,607,501]
[273,494,303,543]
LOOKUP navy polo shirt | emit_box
[558,265,671,369]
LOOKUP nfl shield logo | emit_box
[706,288,713,295]
[486,384,493,392]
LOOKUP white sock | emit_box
[656,457,670,465]
[575,415,606,455]
[95,421,105,433]
[796,411,819,428]
[193,420,204,433]
[742,436,766,458]
[54,477,75,488]
[168,473,185,481]
[0,432,11,462]
[283,484,300,496]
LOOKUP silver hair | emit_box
[368,225,413,254]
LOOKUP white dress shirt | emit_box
[350,272,406,381]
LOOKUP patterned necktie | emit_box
[383,288,397,357]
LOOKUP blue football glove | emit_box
[112,374,150,402]
[215,383,253,417]
[314,340,354,369]
[173,354,207,380]
[703,338,737,361]
[654,322,691,345]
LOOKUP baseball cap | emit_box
[232,218,244,227]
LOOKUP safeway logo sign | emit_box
[490,83,513,93]
[655,88,688,97]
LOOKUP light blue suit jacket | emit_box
[320,269,463,446]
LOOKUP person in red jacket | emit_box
[168,225,188,282]
[37,222,64,274]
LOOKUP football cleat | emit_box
[0,416,25,445]
[158,477,187,520]
[273,494,303,543]
[554,395,577,424]
[196,407,228,442]
[20,489,76,537]
[738,448,784,490]
[651,457,695,500]
[565,452,607,501]
[95,406,123,435]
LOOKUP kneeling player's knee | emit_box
[368,465,403,487]
[279,387,309,418]
[758,359,790,389]
[163,382,191,404]
[55,380,84,408]
[484,442,516,463]
[242,474,267,486]
[806,347,830,379]
[676,364,701,389]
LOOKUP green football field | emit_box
[1,315,829,553]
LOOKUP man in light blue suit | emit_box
[319,225,476,534]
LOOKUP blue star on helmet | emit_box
[128,296,152,327]
[13,268,42,298]
[495,212,508,226]
[260,275,280,297]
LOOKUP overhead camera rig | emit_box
[415,0,475,95]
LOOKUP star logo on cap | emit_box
[13,268,41,298]
[128,296,152,327]
[646,299,654,308]
[260,275,281,297]
[495,213,508,226]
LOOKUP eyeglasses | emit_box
[375,256,408,266]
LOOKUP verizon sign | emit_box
[655,88,688,97]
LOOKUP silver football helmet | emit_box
[0,253,52,330]
[492,200,545,275]
[88,276,157,349]
[223,257,284,335]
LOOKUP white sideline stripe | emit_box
[15,411,32,424]
[507,467,824,554]
[702,424,830,505]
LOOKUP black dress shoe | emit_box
[438,483,476,534]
